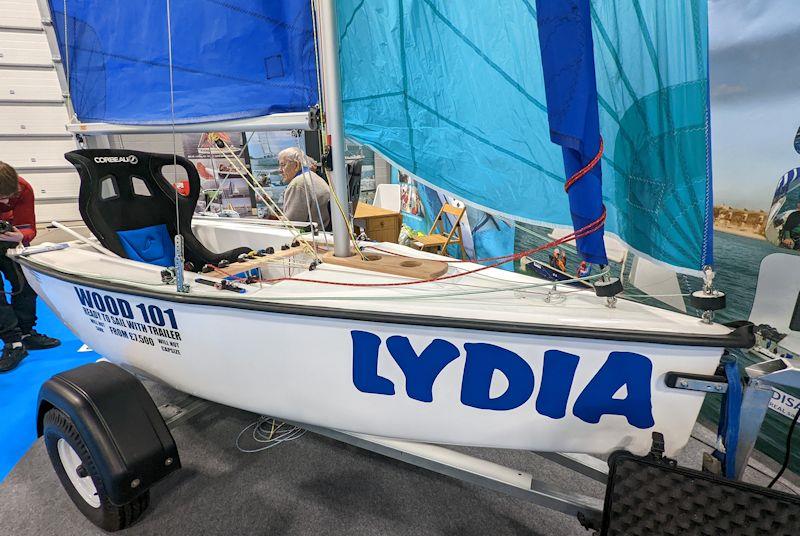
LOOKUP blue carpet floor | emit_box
[0,298,99,481]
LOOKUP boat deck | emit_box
[19,240,733,342]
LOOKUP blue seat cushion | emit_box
[116,224,175,267]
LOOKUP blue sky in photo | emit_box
[709,0,800,210]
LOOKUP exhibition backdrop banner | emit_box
[392,168,515,270]
[50,0,318,125]
[182,132,255,217]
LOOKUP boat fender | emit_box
[594,277,623,298]
[281,244,290,251]
[265,247,275,255]
[689,290,726,311]
[254,249,266,257]
[36,362,180,506]
[309,259,321,271]
[291,240,300,248]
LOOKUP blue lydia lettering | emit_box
[350,331,655,429]
[351,331,394,395]
[536,350,580,419]
[572,352,655,429]
[461,343,534,410]
[386,336,459,402]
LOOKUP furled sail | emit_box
[50,1,318,125]
[535,0,607,265]
[338,0,713,273]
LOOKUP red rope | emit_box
[206,137,607,289]
[207,207,606,289]
[564,137,603,192]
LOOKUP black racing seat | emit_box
[65,149,250,268]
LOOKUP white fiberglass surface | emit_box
[190,218,308,253]
[20,236,731,339]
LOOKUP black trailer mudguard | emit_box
[37,362,181,506]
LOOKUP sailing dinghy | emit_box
[15,0,800,532]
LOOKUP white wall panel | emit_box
[0,1,80,223]
[0,68,63,101]
[34,199,81,222]
[0,104,69,135]
[0,1,42,29]
[0,29,52,64]
[21,170,79,199]
[0,138,76,167]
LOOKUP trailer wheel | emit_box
[42,408,150,531]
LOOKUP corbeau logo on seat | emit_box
[351,330,655,429]
[93,155,139,165]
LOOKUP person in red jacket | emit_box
[0,161,60,373]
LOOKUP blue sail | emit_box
[50,0,318,125]
[535,0,607,265]
[338,0,713,273]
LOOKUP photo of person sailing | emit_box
[779,200,800,250]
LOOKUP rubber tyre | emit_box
[42,408,150,531]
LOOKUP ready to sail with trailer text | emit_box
[73,286,182,356]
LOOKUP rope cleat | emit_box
[689,266,726,323]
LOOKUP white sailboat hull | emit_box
[23,263,725,457]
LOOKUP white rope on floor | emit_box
[235,416,306,453]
